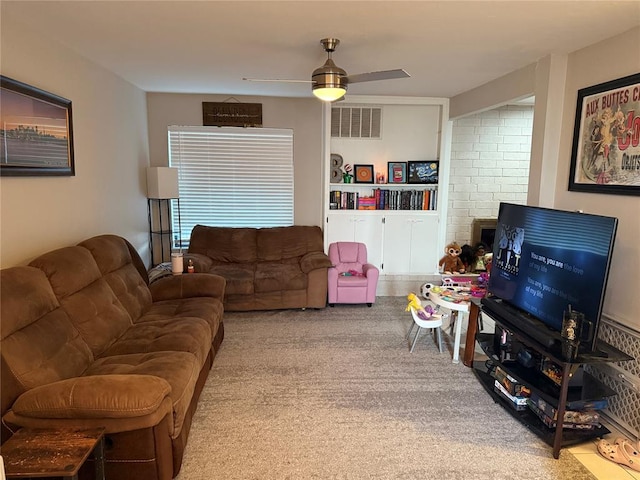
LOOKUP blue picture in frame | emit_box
[408,161,439,184]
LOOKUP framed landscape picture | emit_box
[387,162,407,184]
[408,161,439,184]
[0,76,75,176]
[354,164,374,183]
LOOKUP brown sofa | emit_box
[185,225,332,311]
[0,234,225,480]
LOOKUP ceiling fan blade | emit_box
[242,77,312,83]
[346,69,410,84]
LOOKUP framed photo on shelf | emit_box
[354,164,374,183]
[568,72,640,196]
[407,161,439,184]
[387,162,407,184]
[0,75,75,177]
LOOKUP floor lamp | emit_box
[146,167,181,266]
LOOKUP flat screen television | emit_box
[484,203,618,353]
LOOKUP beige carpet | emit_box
[176,297,596,480]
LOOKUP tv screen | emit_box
[487,203,617,351]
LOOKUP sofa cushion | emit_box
[254,261,307,293]
[1,266,61,339]
[86,351,201,438]
[30,246,133,357]
[60,279,132,357]
[29,246,102,299]
[337,275,370,287]
[139,297,223,335]
[79,235,153,321]
[100,317,212,368]
[0,267,93,414]
[256,226,325,261]
[189,225,257,263]
[208,264,255,295]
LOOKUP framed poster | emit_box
[568,72,640,196]
[407,161,439,184]
[354,164,374,183]
[1,76,75,176]
[387,162,407,184]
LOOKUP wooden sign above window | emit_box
[202,102,263,127]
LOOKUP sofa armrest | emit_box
[363,263,380,283]
[300,251,333,273]
[183,253,213,272]
[363,263,379,276]
[149,273,226,301]
[11,375,171,419]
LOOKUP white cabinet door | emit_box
[326,213,384,268]
[382,214,439,274]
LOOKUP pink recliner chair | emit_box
[327,242,379,307]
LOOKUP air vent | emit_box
[331,107,382,138]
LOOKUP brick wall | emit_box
[447,104,534,246]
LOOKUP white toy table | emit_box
[428,287,471,364]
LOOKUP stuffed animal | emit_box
[406,293,440,320]
[470,242,488,273]
[420,282,435,299]
[439,242,466,274]
[459,244,475,272]
[483,252,493,273]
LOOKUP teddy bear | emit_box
[439,241,466,274]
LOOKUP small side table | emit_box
[428,289,470,364]
[1,427,105,479]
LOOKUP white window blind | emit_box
[168,126,294,245]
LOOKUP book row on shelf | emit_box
[329,188,438,211]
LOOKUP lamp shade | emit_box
[313,86,347,102]
[146,167,179,199]
[312,58,347,102]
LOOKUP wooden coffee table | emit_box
[1,427,105,479]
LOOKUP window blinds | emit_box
[168,126,294,244]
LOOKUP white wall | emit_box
[553,27,640,330]
[447,105,533,245]
[450,27,640,331]
[330,104,441,175]
[0,11,150,267]
[146,93,324,227]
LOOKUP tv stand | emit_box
[475,310,632,459]
[481,297,560,349]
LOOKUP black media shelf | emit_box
[473,364,611,450]
[476,333,619,409]
[475,313,633,459]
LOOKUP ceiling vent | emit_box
[331,107,381,138]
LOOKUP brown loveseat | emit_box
[0,234,225,480]
[185,225,332,311]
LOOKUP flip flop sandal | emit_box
[615,438,639,465]
[615,437,640,456]
[598,438,640,472]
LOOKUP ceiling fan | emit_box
[243,38,410,102]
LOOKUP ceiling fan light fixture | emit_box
[243,37,407,102]
[313,84,347,102]
[312,59,347,102]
